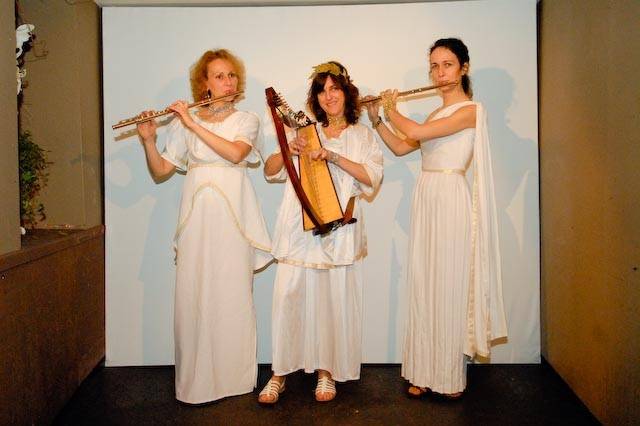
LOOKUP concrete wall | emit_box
[539,1,640,424]
[0,2,20,255]
[19,1,102,228]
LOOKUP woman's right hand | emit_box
[136,111,158,143]
[362,95,381,123]
[168,100,196,130]
[288,136,306,156]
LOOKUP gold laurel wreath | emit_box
[309,62,349,80]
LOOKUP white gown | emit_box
[402,102,507,394]
[266,123,383,381]
[161,111,272,403]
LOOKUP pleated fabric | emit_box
[401,172,471,393]
[271,261,363,382]
[401,102,476,394]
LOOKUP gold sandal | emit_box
[407,385,429,398]
[315,375,336,402]
[258,377,286,405]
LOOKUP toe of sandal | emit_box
[315,376,336,402]
[258,378,286,405]
[407,385,429,398]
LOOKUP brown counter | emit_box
[0,226,105,425]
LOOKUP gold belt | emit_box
[188,161,247,170]
[422,168,466,175]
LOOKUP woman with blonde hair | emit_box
[136,48,271,403]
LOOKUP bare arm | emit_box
[264,152,285,177]
[374,120,420,157]
[170,101,252,164]
[264,133,306,177]
[362,95,419,157]
[386,103,476,141]
[136,113,175,182]
[267,133,372,186]
[310,147,372,187]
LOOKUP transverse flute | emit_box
[112,91,243,130]
[359,82,456,105]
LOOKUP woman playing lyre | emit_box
[364,38,507,398]
[259,61,383,404]
[136,49,271,403]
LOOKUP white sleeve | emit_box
[234,112,262,165]
[354,127,384,197]
[161,118,188,171]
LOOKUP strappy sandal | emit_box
[258,377,286,405]
[315,375,336,402]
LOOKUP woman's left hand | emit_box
[310,147,338,163]
[380,89,399,116]
[168,100,196,129]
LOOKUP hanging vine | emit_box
[15,0,51,229]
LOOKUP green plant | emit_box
[18,131,51,228]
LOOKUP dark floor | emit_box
[54,362,599,425]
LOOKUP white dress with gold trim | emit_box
[402,101,507,394]
[161,110,271,403]
[266,123,383,381]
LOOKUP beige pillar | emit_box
[19,1,102,228]
[0,2,20,254]
[539,1,640,424]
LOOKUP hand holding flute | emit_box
[361,82,456,129]
[136,100,192,145]
[361,94,383,128]
[136,111,158,144]
[112,91,242,130]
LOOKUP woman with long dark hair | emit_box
[365,38,507,398]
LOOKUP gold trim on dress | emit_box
[188,161,248,170]
[422,168,466,175]
[275,248,368,270]
[174,181,271,253]
[466,159,480,357]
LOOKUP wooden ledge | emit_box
[0,225,105,273]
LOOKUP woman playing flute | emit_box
[364,38,507,399]
[136,49,271,403]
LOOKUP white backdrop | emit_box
[104,0,540,366]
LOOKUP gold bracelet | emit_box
[372,116,383,129]
[328,150,339,164]
[382,97,396,115]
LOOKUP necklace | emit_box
[208,102,234,116]
[327,115,347,128]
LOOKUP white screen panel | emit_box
[104,0,539,365]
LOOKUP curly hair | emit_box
[189,49,246,102]
[306,61,360,127]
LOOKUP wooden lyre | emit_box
[265,87,356,235]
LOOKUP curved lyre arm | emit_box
[265,87,329,235]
